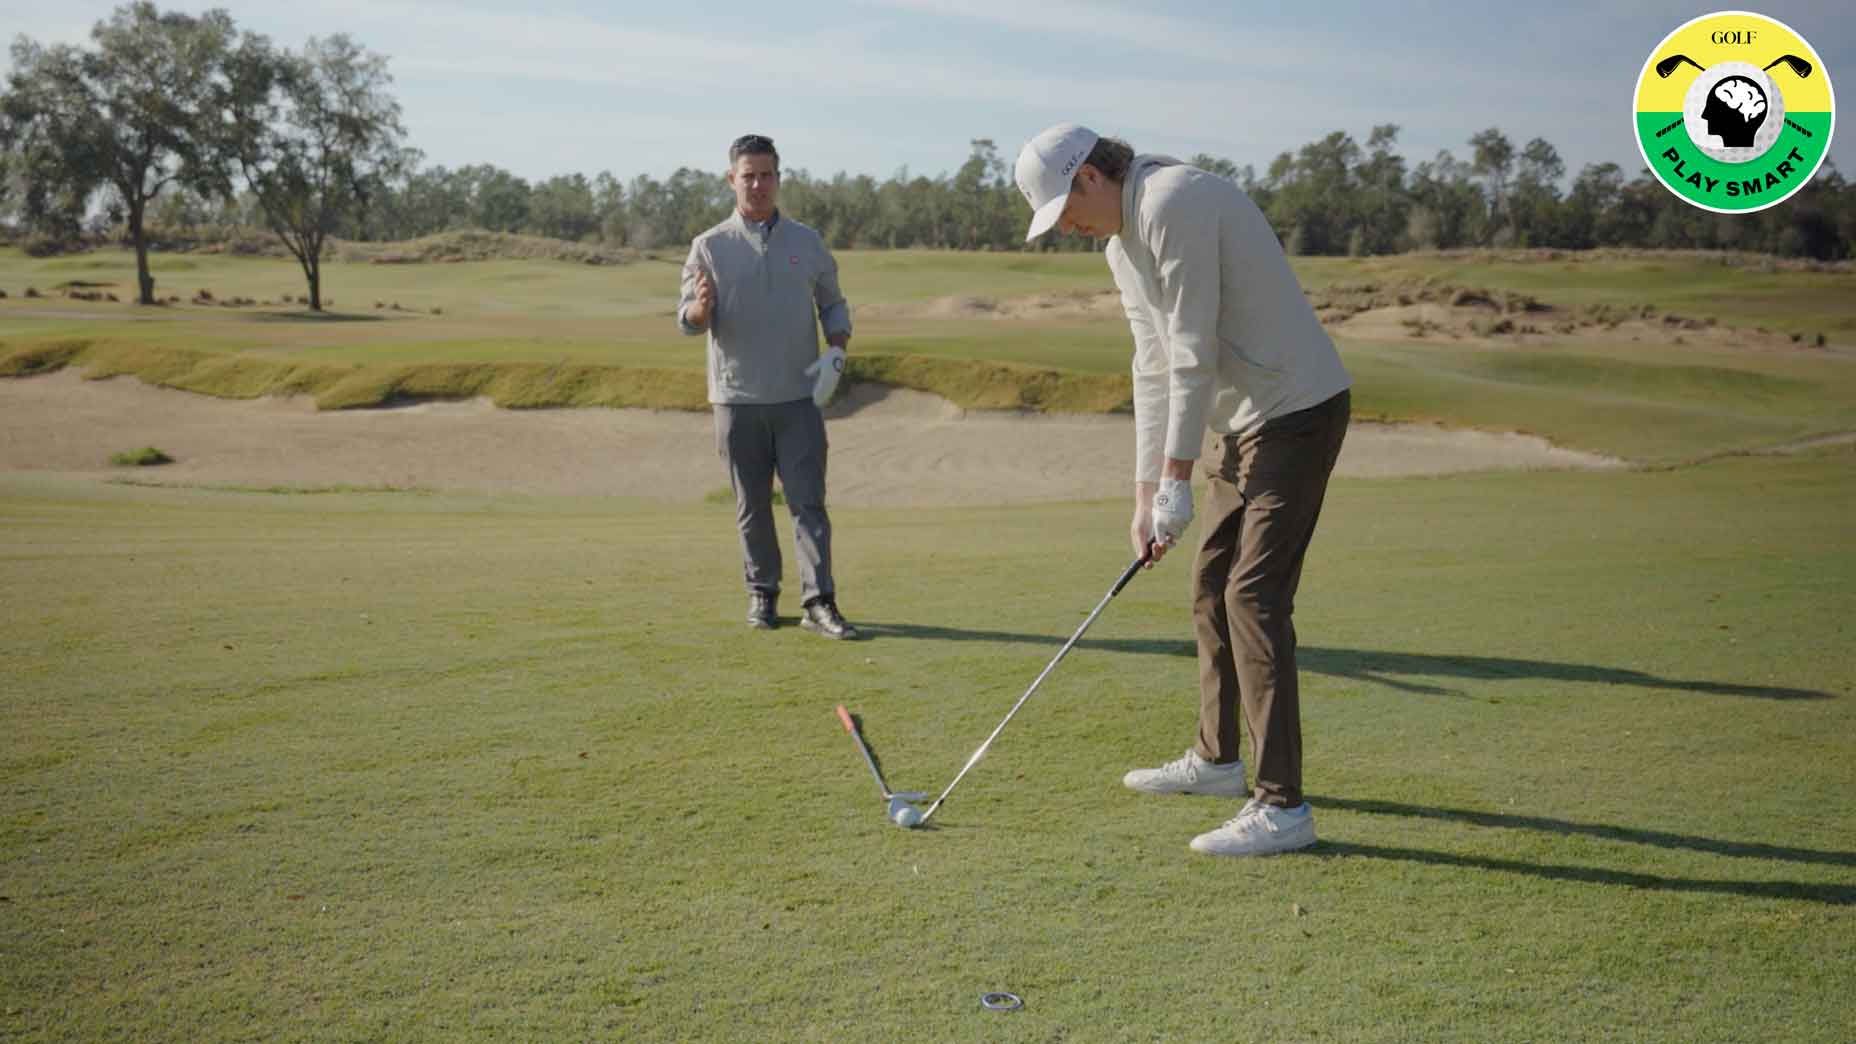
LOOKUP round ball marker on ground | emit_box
[980,992,1023,1012]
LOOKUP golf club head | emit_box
[886,795,924,828]
[1764,54,1812,79]
[1655,54,1703,79]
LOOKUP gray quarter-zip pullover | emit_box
[677,210,852,405]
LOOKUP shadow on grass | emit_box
[249,311,386,323]
[853,623,1837,702]
[1312,796,1856,869]
[1313,842,1856,906]
[1300,647,1836,702]
[855,621,1190,660]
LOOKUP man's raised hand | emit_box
[684,266,716,328]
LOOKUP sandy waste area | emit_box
[0,370,1623,505]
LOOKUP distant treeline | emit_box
[4,4,1851,267]
[139,129,1856,261]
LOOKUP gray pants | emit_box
[714,399,834,605]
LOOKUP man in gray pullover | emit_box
[1016,123,1352,856]
[678,134,857,639]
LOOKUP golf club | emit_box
[1764,54,1812,78]
[835,704,927,827]
[1655,54,1704,79]
[918,549,1151,827]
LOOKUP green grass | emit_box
[1340,338,1856,461]
[107,446,173,467]
[1,449,1852,1042]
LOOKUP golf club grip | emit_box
[835,704,856,734]
[1110,551,1150,597]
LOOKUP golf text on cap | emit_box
[1014,124,1100,239]
[1018,151,1083,204]
[1633,11,1835,214]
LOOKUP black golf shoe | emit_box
[747,591,778,630]
[801,598,859,640]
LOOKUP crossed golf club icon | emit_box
[1652,52,1816,142]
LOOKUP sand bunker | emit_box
[0,371,1623,505]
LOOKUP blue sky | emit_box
[4,1,1850,186]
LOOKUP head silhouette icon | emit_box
[1702,75,1769,147]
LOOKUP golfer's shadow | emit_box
[853,623,1836,702]
[1301,647,1836,702]
[1309,795,1856,905]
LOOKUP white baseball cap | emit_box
[1014,122,1099,241]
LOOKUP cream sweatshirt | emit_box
[1106,156,1351,482]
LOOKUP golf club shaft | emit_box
[920,552,1149,825]
[836,704,893,799]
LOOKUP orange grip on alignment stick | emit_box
[835,705,856,733]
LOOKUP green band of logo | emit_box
[1637,112,1832,211]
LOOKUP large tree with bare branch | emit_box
[2,3,235,303]
[218,34,408,312]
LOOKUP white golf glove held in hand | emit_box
[805,346,847,407]
[1150,477,1194,548]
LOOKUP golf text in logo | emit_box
[1634,11,1835,214]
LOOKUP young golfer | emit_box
[1015,123,1351,856]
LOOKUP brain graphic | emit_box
[1714,79,1767,121]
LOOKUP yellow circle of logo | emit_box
[1634,10,1835,213]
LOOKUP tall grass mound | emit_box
[848,353,1132,412]
[0,340,708,412]
[109,446,173,467]
[334,230,639,266]
[1,341,1133,415]
[0,339,90,377]
[312,361,709,410]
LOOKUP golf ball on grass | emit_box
[892,805,923,829]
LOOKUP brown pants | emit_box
[1191,390,1350,807]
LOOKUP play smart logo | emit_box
[1634,11,1835,213]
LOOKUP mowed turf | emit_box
[2,445,1852,1042]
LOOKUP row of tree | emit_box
[2,3,407,308]
[5,4,1854,312]
[107,130,1856,264]
[1232,126,1853,261]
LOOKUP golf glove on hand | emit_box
[1151,477,1194,548]
[806,346,847,407]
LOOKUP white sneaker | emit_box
[1122,749,1248,797]
[1189,799,1317,857]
